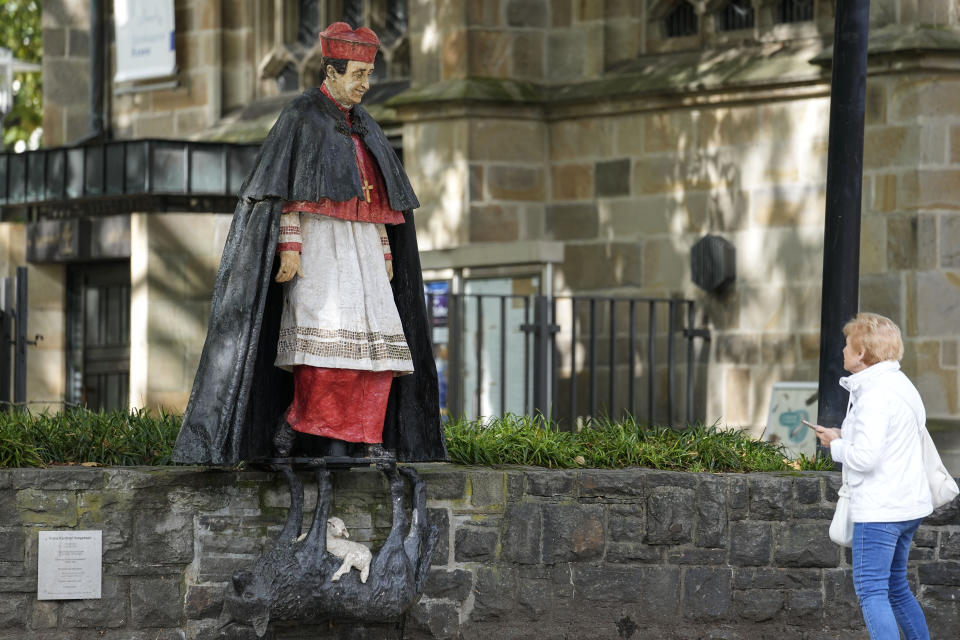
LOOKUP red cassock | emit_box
[279,85,407,444]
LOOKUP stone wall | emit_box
[1,466,959,639]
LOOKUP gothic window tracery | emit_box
[259,0,410,95]
[717,0,755,31]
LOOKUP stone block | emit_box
[887,214,920,269]
[890,78,960,121]
[595,159,631,198]
[468,471,505,509]
[859,274,904,328]
[428,508,450,565]
[760,334,798,366]
[0,594,26,629]
[666,548,727,565]
[545,203,598,240]
[469,164,484,202]
[471,566,518,622]
[524,470,575,496]
[501,503,542,564]
[551,163,594,201]
[60,576,126,628]
[486,165,545,201]
[184,583,225,620]
[683,567,732,621]
[0,529,23,563]
[131,576,182,627]
[561,242,642,290]
[469,204,520,242]
[425,568,474,603]
[410,599,461,640]
[645,485,695,545]
[723,367,752,428]
[440,29,466,80]
[467,2,501,27]
[792,476,832,519]
[421,469,467,501]
[44,28,66,57]
[542,504,604,563]
[923,585,960,638]
[747,476,791,520]
[784,589,824,626]
[953,126,960,164]
[578,470,645,498]
[507,0,548,27]
[607,504,644,542]
[696,475,727,548]
[606,541,661,563]
[899,169,960,211]
[773,523,840,568]
[642,238,687,291]
[547,30,586,81]
[919,561,960,586]
[467,29,514,78]
[574,566,680,616]
[454,524,499,562]
[729,522,771,566]
[733,589,783,622]
[728,476,748,520]
[133,510,194,564]
[913,272,960,337]
[824,568,863,626]
[469,120,545,163]
[31,600,58,629]
[749,184,825,228]
[550,118,615,162]
[733,567,822,590]
[44,59,90,106]
[552,0,573,26]
[16,490,78,526]
[940,214,960,269]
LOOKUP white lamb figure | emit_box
[325,516,372,584]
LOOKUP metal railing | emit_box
[427,293,710,428]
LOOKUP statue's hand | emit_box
[385,258,393,282]
[276,251,304,283]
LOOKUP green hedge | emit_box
[0,409,830,472]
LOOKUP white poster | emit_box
[37,530,103,600]
[762,382,819,460]
[114,0,176,83]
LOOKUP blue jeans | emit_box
[852,519,929,640]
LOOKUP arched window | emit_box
[664,1,698,38]
[775,0,813,23]
[717,0,755,31]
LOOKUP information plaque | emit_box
[37,530,102,600]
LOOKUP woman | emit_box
[814,313,932,639]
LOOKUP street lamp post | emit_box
[816,1,871,442]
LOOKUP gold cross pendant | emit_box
[361,180,374,203]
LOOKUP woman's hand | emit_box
[385,258,393,281]
[814,425,841,447]
[275,251,304,283]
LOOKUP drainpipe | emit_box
[816,1,870,435]
[79,0,107,143]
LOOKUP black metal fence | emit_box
[426,293,710,428]
[0,267,34,407]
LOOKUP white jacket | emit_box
[830,360,933,523]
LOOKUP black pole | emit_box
[86,0,106,141]
[14,267,27,405]
[816,0,871,432]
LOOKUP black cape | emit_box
[171,88,446,465]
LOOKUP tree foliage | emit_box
[0,0,42,151]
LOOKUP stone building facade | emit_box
[5,0,960,453]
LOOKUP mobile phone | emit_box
[800,418,817,430]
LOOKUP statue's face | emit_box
[325,60,374,106]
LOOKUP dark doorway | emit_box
[66,262,130,410]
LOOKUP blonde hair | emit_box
[843,312,904,365]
